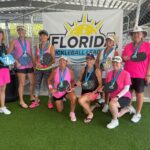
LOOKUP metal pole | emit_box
[135,0,143,27]
[30,15,35,55]
[5,20,9,46]
[82,0,86,11]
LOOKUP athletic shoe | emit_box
[70,112,77,122]
[48,101,54,109]
[29,101,39,109]
[0,107,11,115]
[102,104,109,113]
[131,113,141,123]
[128,105,136,114]
[107,119,119,129]
[97,98,105,104]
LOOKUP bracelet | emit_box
[48,84,53,89]
[147,75,150,77]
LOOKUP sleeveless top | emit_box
[14,38,33,69]
[81,65,98,94]
[0,43,9,69]
[52,67,71,98]
[36,44,52,70]
[99,47,115,79]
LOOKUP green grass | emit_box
[0,96,150,150]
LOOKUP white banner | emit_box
[43,10,123,64]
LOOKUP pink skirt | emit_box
[0,68,10,86]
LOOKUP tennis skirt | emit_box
[0,68,10,86]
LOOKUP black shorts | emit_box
[102,78,106,86]
[52,93,67,101]
[118,97,131,108]
[16,67,34,74]
[130,78,146,93]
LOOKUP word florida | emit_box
[50,34,106,48]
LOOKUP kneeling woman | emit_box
[77,53,102,123]
[105,56,135,129]
[48,56,77,122]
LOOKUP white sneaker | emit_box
[131,113,141,123]
[97,98,105,104]
[128,105,136,114]
[70,112,77,122]
[0,107,11,115]
[107,119,119,129]
[102,104,109,113]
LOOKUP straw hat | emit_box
[130,26,147,37]
[17,25,26,31]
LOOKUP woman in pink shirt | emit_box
[8,26,35,109]
[48,56,77,122]
[105,56,135,129]
[122,26,150,123]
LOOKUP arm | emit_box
[76,68,85,86]
[95,68,102,92]
[30,42,35,67]
[117,85,130,98]
[7,40,15,54]
[47,69,56,94]
[48,45,55,67]
[95,52,101,68]
[146,57,150,84]
[7,40,20,67]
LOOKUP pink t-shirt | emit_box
[106,70,131,99]
[14,38,33,69]
[122,42,150,78]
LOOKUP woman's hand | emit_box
[76,81,82,87]
[15,60,21,67]
[145,75,150,85]
[36,63,42,68]
[50,89,57,95]
[111,97,118,102]
[123,56,130,61]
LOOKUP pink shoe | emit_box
[48,102,54,109]
[70,112,77,122]
[29,101,39,109]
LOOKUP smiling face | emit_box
[86,58,95,67]
[132,32,143,43]
[17,29,26,38]
[112,61,122,71]
[40,34,49,42]
[106,38,114,48]
[59,58,67,69]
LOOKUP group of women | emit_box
[0,25,150,129]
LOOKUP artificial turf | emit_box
[0,96,150,150]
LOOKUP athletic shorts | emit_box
[118,97,131,108]
[130,78,146,93]
[52,93,67,101]
[16,67,34,74]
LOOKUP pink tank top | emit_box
[14,38,33,69]
[36,44,51,69]
[52,67,72,98]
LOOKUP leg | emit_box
[17,73,27,107]
[136,92,144,114]
[27,72,35,100]
[78,93,93,118]
[107,100,120,129]
[66,92,77,113]
[0,84,6,107]
[34,70,43,101]
[44,70,54,108]
[109,100,120,120]
[55,100,63,112]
